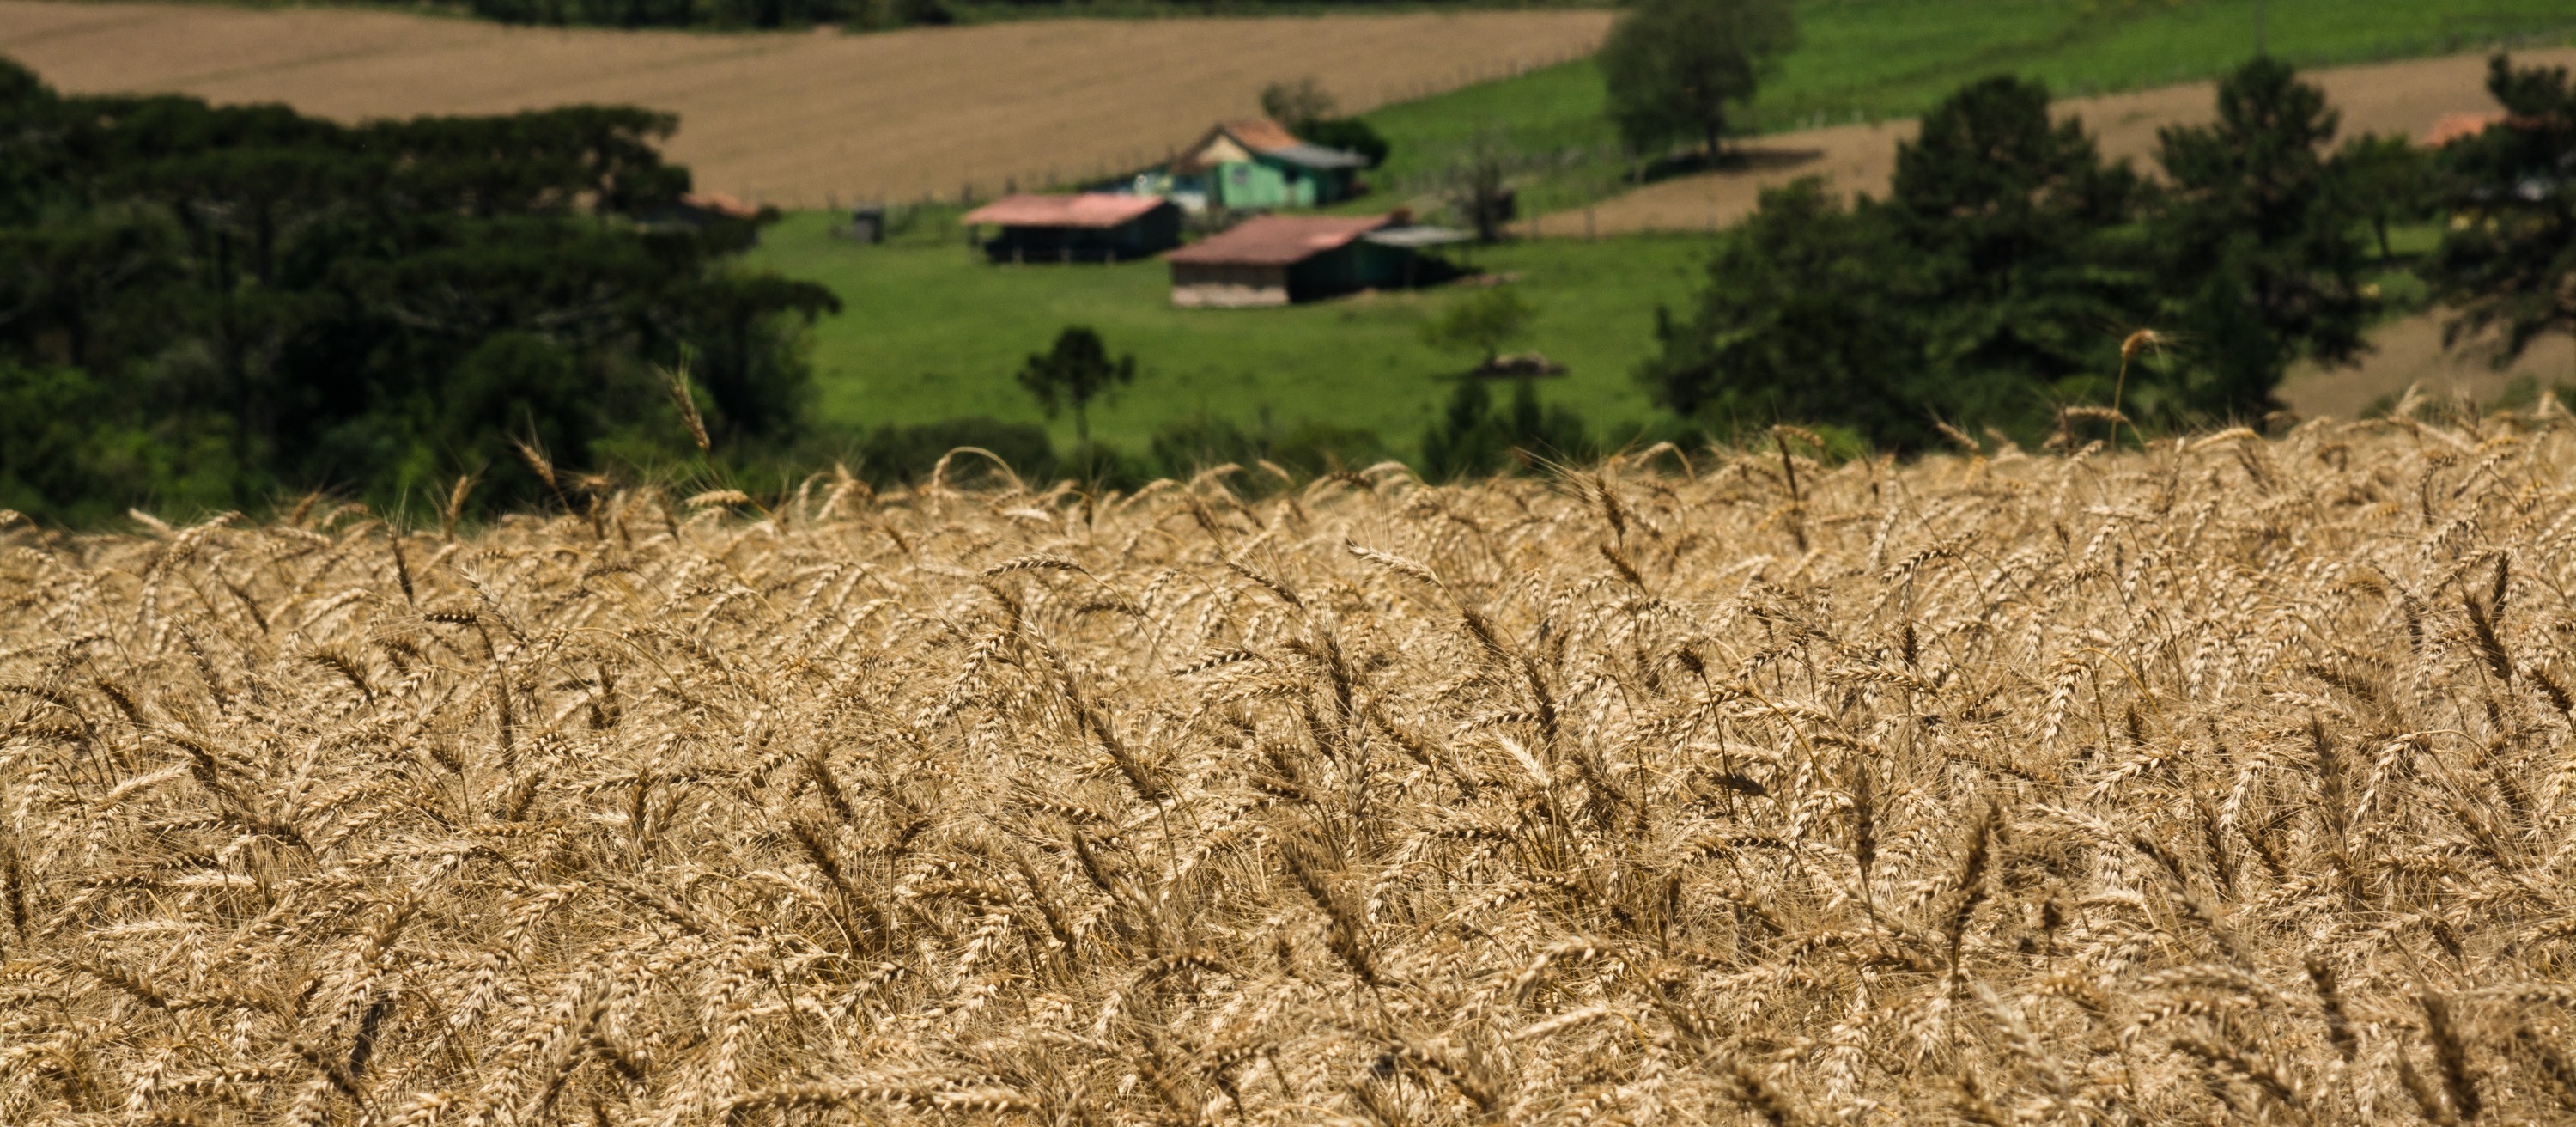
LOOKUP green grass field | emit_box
[1358,0,2576,214]
[745,0,2576,453]
[741,211,1707,449]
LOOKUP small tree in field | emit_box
[1422,286,1536,369]
[1016,326,1134,444]
[1600,0,1797,164]
[1260,78,1337,131]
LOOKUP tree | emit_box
[1016,326,1134,445]
[1637,179,1952,448]
[1420,286,1535,369]
[1419,375,1587,481]
[2421,55,2576,362]
[2148,56,2373,418]
[2336,131,2434,261]
[0,58,835,521]
[1258,76,1389,168]
[1599,0,1796,162]
[669,273,843,442]
[1445,129,1518,244]
[1887,75,2149,399]
[1260,78,1337,131]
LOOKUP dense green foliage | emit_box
[2146,56,2374,418]
[1419,284,1536,368]
[1599,0,1798,159]
[1258,78,1394,170]
[2422,56,2576,362]
[1641,59,2389,448]
[0,56,836,523]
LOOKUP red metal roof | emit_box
[1223,118,1304,153]
[681,192,761,219]
[1166,215,1394,266]
[963,193,1169,228]
[2423,111,2503,148]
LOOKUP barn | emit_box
[1165,213,1464,308]
[963,193,1182,263]
[1168,119,1370,211]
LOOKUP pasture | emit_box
[7,418,2576,1123]
[739,210,1706,448]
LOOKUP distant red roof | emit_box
[1222,118,1303,153]
[2424,112,2504,148]
[963,193,1170,228]
[1166,215,1394,266]
[681,191,761,219]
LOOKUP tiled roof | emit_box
[1223,118,1304,153]
[1165,215,1393,266]
[681,192,761,219]
[2423,111,2504,147]
[963,193,1170,228]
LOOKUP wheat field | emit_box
[6,411,2576,1124]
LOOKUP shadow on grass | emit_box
[1635,144,1826,186]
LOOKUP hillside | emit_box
[6,419,2576,1122]
[0,0,1606,204]
[1552,45,2576,235]
[738,212,1703,448]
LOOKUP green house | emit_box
[1168,119,1369,211]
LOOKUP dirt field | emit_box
[0,0,1608,205]
[2280,311,2576,418]
[1552,46,2576,235]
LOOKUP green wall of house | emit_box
[1211,158,1352,210]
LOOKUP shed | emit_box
[1170,119,1370,210]
[1166,214,1464,308]
[963,193,1182,263]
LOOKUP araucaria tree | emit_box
[1639,75,2145,449]
[0,54,839,521]
[2148,56,2374,417]
[1599,0,1796,163]
[2422,54,2576,361]
[1888,76,2147,398]
[1016,326,1135,444]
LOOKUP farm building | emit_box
[963,193,1182,263]
[1169,119,1370,210]
[1166,213,1467,308]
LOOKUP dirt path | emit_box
[1547,46,2576,235]
[2281,313,2576,420]
[0,0,1608,206]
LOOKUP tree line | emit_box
[0,57,839,524]
[1632,52,2576,450]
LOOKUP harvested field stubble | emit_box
[8,418,2576,1123]
[0,0,1607,205]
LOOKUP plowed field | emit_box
[0,0,1608,204]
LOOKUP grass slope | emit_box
[744,210,1706,448]
[1360,0,2576,214]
